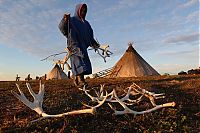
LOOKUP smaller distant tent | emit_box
[47,64,68,80]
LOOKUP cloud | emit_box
[186,11,199,23]
[0,0,65,57]
[156,48,199,70]
[164,32,199,44]
[157,48,198,56]
[178,0,198,9]
[106,0,137,13]
[118,0,139,7]
[155,44,199,74]
[143,13,197,34]
[92,0,139,18]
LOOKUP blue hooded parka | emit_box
[59,4,97,76]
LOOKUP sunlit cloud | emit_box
[164,32,199,44]
[157,48,198,56]
[178,0,198,9]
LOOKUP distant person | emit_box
[16,74,20,81]
[44,74,47,80]
[36,76,39,80]
[59,3,100,87]
[25,74,32,81]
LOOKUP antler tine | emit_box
[120,87,132,101]
[78,85,89,92]
[99,84,105,98]
[26,83,37,100]
[127,95,143,104]
[83,90,108,108]
[93,90,108,108]
[149,95,157,107]
[113,89,129,109]
[94,89,100,97]
[39,81,44,95]
[155,96,165,99]
[153,93,165,96]
[15,83,24,96]
[36,81,45,107]
[11,90,32,109]
[152,93,166,99]
[83,87,98,102]
[106,90,114,101]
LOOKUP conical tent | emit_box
[47,64,68,80]
[108,44,160,77]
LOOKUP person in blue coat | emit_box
[59,3,99,87]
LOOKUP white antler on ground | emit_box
[81,84,114,102]
[12,82,175,122]
[11,81,107,122]
[79,83,175,115]
[108,89,175,115]
[129,83,166,106]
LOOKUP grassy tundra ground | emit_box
[0,75,200,132]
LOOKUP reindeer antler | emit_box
[11,82,107,122]
[12,82,175,122]
[89,44,113,62]
[108,89,175,116]
[11,82,45,115]
[79,83,175,116]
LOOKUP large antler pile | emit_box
[12,82,175,122]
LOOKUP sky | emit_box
[0,0,199,81]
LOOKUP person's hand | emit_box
[92,43,100,52]
[63,13,70,21]
[92,43,100,49]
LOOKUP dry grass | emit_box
[0,75,200,132]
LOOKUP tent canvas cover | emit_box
[47,64,68,80]
[108,44,160,77]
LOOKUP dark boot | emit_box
[74,74,88,87]
[77,74,88,88]
[79,74,87,86]
[73,76,79,87]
